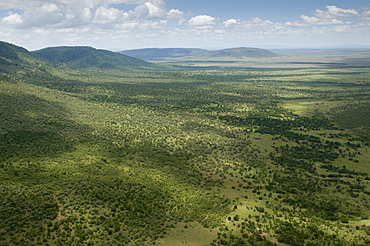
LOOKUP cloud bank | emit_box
[0,1,369,49]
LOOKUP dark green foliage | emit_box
[0,131,73,160]
[33,46,97,64]
[0,41,28,61]
[331,102,370,144]
[220,113,335,137]
[0,41,45,74]
[0,186,58,220]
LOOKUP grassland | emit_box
[1,48,370,245]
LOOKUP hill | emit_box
[0,41,29,62]
[197,47,279,58]
[0,41,45,71]
[33,46,156,69]
[120,48,207,60]
[0,41,83,90]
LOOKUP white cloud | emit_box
[128,2,167,20]
[332,25,351,33]
[300,15,319,24]
[143,2,167,18]
[300,15,344,25]
[81,8,93,22]
[314,5,359,19]
[0,1,153,10]
[178,18,186,26]
[139,20,166,29]
[298,5,360,26]
[0,2,369,50]
[93,6,123,24]
[0,0,174,29]
[168,9,183,19]
[2,13,23,25]
[0,0,189,49]
[188,15,216,26]
[120,22,139,29]
[363,8,370,20]
[249,17,273,26]
[11,2,65,28]
[223,17,275,30]
[223,19,237,28]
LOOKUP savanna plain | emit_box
[1,44,370,245]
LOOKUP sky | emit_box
[0,0,369,51]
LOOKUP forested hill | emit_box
[120,48,208,60]
[33,46,157,69]
[0,41,45,71]
[0,41,29,61]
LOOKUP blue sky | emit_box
[166,0,370,20]
[0,0,369,50]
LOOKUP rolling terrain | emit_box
[1,41,370,245]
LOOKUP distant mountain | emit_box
[33,46,156,69]
[120,48,208,60]
[121,47,278,60]
[197,47,279,58]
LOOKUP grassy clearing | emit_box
[157,222,217,246]
[281,100,342,116]
[331,153,370,175]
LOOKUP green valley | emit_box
[1,41,370,245]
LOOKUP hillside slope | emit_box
[0,41,46,71]
[0,41,29,62]
[33,46,156,69]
